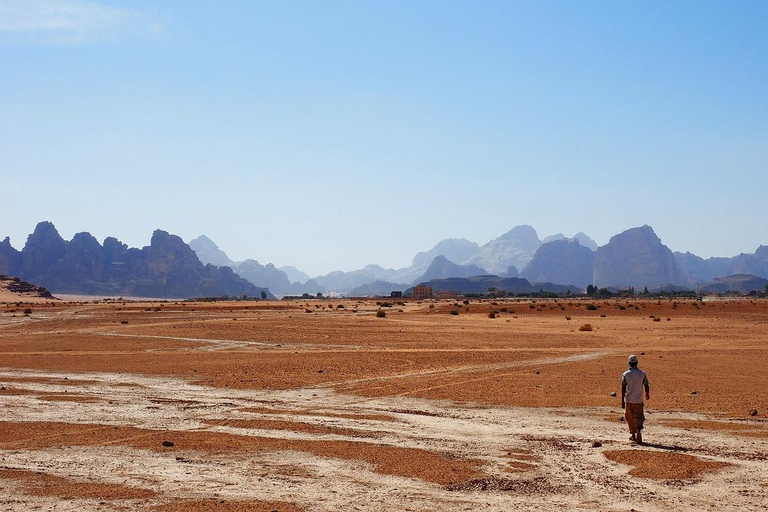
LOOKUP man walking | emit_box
[621,354,650,444]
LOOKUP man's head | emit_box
[628,354,638,368]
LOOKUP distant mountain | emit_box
[412,238,480,268]
[407,275,579,295]
[230,260,294,296]
[522,239,595,288]
[675,246,768,282]
[189,235,233,267]
[413,255,487,284]
[0,222,272,299]
[466,225,541,275]
[279,265,311,284]
[594,226,681,289]
[542,233,566,244]
[0,274,55,300]
[699,274,768,294]
[573,232,598,251]
[348,281,409,297]
[499,265,520,278]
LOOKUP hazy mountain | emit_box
[279,265,312,284]
[0,237,22,276]
[466,225,541,275]
[499,265,519,278]
[699,274,768,294]
[0,222,271,299]
[412,238,480,268]
[407,275,579,295]
[522,239,595,288]
[674,246,768,283]
[348,280,409,297]
[230,260,293,295]
[573,232,598,251]
[594,226,681,289]
[542,233,566,244]
[189,235,233,267]
[413,255,487,284]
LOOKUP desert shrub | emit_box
[450,309,459,315]
[579,323,593,331]
[305,309,312,313]
[500,307,508,313]
[488,311,498,318]
[618,306,626,310]
[529,304,536,309]
[565,316,571,320]
[120,320,128,324]
[429,304,435,309]
[337,304,345,309]
[463,300,469,305]
[653,317,661,322]
[586,304,598,311]
[376,309,386,318]
[23,308,32,315]
[600,314,607,317]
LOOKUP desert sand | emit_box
[1,297,767,510]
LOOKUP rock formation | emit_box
[413,255,487,284]
[522,239,595,288]
[189,235,233,267]
[407,275,579,296]
[0,222,271,299]
[594,226,681,289]
[699,274,768,294]
[466,225,541,275]
[412,238,480,268]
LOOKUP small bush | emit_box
[529,304,536,309]
[565,316,571,320]
[600,314,606,318]
[450,309,459,315]
[463,300,470,305]
[376,309,386,318]
[23,308,32,315]
[488,311,498,318]
[429,304,435,309]
[653,317,661,322]
[586,304,598,311]
[337,304,345,309]
[500,307,508,313]
[579,323,593,331]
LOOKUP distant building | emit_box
[412,284,433,300]
[390,291,403,298]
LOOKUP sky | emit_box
[2,0,767,276]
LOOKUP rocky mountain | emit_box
[0,237,22,276]
[522,239,595,288]
[699,274,768,294]
[279,265,311,284]
[407,275,579,296]
[573,232,598,251]
[675,246,768,282]
[466,225,541,275]
[412,238,480,268]
[229,260,293,296]
[0,274,55,300]
[348,280,409,297]
[413,256,487,284]
[0,222,271,299]
[594,226,681,289]
[189,235,233,267]
[542,233,566,244]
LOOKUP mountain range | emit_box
[190,225,767,295]
[3,222,766,298]
[0,222,272,299]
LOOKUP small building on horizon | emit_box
[412,284,433,300]
[390,291,403,298]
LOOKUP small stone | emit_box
[317,369,324,373]
[535,370,540,375]
[690,390,698,395]
[640,352,645,355]
[619,416,625,422]
[610,392,617,397]
[750,409,758,417]
[591,441,602,448]
[162,440,175,447]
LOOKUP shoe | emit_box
[636,430,643,444]
[629,433,636,442]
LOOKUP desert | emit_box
[1,296,767,511]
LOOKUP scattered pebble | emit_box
[610,392,617,397]
[691,390,698,395]
[592,441,602,448]
[750,409,758,417]
[162,440,175,447]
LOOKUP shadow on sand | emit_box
[638,441,689,452]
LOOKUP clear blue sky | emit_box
[2,0,767,276]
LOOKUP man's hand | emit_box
[645,393,650,400]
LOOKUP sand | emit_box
[1,298,767,510]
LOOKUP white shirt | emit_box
[622,367,649,404]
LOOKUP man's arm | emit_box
[621,376,627,408]
[643,375,650,400]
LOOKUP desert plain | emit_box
[1,297,767,511]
